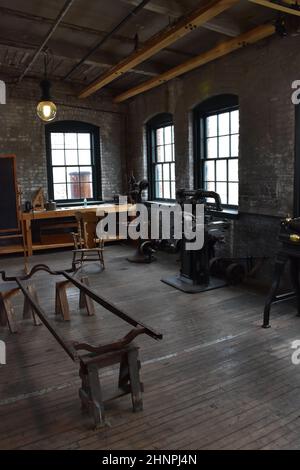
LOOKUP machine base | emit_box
[161,275,227,293]
[127,255,156,264]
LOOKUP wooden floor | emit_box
[1,244,300,450]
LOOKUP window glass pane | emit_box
[216,182,227,205]
[219,136,230,158]
[165,145,173,162]
[51,150,64,166]
[207,138,218,159]
[218,112,230,136]
[228,159,238,182]
[171,126,174,144]
[157,146,164,162]
[64,133,77,149]
[231,135,239,157]
[53,167,66,184]
[51,133,64,149]
[170,163,175,181]
[156,128,164,146]
[54,184,67,200]
[231,110,239,134]
[216,160,227,181]
[80,166,93,182]
[155,165,162,181]
[65,149,78,166]
[164,126,172,145]
[206,115,218,137]
[78,133,91,149]
[205,181,215,192]
[163,164,170,181]
[164,182,171,199]
[80,181,93,199]
[228,183,239,206]
[67,167,80,182]
[78,150,91,165]
[156,181,163,199]
[68,183,81,200]
[204,161,215,181]
[171,182,176,200]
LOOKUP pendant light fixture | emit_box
[37,52,57,122]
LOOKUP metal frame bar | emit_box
[18,0,77,83]
[0,264,162,342]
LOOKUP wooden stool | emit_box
[55,276,95,321]
[79,344,143,428]
[0,284,41,333]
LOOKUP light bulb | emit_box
[37,100,57,122]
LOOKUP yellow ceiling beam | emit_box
[78,0,240,99]
[114,23,275,103]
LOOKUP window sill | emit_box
[148,201,239,218]
[56,200,104,208]
[207,208,239,219]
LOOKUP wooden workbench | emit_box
[21,203,136,256]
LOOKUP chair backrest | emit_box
[75,211,98,249]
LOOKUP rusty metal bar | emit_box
[61,271,163,341]
[0,264,162,342]
[15,278,78,362]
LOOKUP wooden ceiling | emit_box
[0,0,294,101]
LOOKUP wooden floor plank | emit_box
[1,245,300,450]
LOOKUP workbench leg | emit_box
[24,218,33,257]
[263,253,287,328]
[127,348,143,412]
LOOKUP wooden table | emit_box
[21,203,136,257]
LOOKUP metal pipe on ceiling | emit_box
[17,0,77,83]
[62,0,152,81]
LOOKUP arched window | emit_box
[147,113,176,201]
[45,120,101,204]
[194,95,239,208]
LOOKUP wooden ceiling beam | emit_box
[78,0,240,98]
[114,23,275,103]
[249,0,300,16]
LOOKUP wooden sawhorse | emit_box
[78,343,143,428]
[0,283,41,333]
[55,277,95,321]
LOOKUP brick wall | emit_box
[0,79,126,203]
[125,34,299,284]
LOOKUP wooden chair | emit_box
[72,212,105,271]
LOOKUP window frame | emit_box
[146,113,176,202]
[194,95,239,210]
[45,120,102,205]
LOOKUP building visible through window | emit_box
[45,121,101,203]
[194,95,239,208]
[147,114,176,201]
